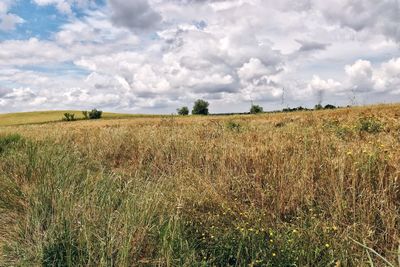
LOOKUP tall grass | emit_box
[0,105,399,266]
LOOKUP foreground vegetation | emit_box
[0,104,399,266]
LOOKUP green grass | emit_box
[0,110,161,127]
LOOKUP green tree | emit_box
[314,104,323,110]
[250,104,263,114]
[192,99,209,115]
[177,106,189,115]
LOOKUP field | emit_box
[0,105,399,266]
[0,110,159,127]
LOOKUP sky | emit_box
[0,0,399,114]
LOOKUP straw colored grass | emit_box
[0,104,399,266]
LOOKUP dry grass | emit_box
[0,110,160,127]
[0,104,399,266]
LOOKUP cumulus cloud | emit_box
[1,0,400,113]
[345,59,375,92]
[314,0,400,42]
[109,0,162,31]
[307,75,342,93]
[306,57,400,100]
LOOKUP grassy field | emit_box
[0,105,399,266]
[0,110,160,127]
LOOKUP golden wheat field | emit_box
[0,105,399,266]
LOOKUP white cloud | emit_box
[0,0,23,31]
[33,0,97,14]
[345,59,375,92]
[1,0,400,113]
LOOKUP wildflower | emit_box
[292,229,298,234]
[269,239,274,243]
[347,151,352,155]
[325,243,330,248]
[272,253,276,257]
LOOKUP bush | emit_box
[192,99,209,115]
[82,111,89,119]
[62,113,76,121]
[82,109,102,120]
[324,104,336,109]
[177,106,189,116]
[250,104,263,114]
[226,121,241,132]
[357,117,383,134]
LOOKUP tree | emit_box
[192,99,209,115]
[177,106,189,115]
[250,104,263,114]
[314,104,323,110]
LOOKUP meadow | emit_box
[0,105,399,266]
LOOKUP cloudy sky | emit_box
[0,0,399,113]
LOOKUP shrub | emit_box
[282,106,310,112]
[89,109,102,119]
[357,116,383,134]
[192,99,209,115]
[82,109,103,120]
[62,113,76,121]
[82,111,89,119]
[324,104,336,109]
[177,106,189,116]
[250,104,263,114]
[226,121,241,132]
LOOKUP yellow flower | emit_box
[347,151,352,155]
[269,239,274,243]
[272,253,276,257]
[325,243,330,248]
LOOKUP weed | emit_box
[226,121,242,132]
[357,116,383,133]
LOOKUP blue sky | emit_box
[0,0,399,113]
